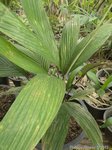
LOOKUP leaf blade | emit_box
[0,37,46,74]
[0,54,26,77]
[0,74,65,150]
[21,0,59,66]
[64,102,103,148]
[101,117,112,128]
[0,2,56,67]
[66,23,112,74]
[59,18,80,73]
[42,105,70,150]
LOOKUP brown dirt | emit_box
[65,117,82,144]
[0,86,15,121]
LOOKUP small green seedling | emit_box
[100,117,112,128]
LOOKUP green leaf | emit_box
[64,102,103,149]
[97,88,105,97]
[42,105,70,150]
[87,71,101,90]
[66,23,112,74]
[0,2,56,67]
[14,44,49,71]
[0,74,65,150]
[100,117,112,128]
[73,14,89,25]
[66,66,82,90]
[80,62,103,78]
[69,88,95,101]
[21,0,59,67]
[54,0,59,5]
[0,37,46,74]
[101,75,112,90]
[59,17,80,73]
[0,54,26,77]
[0,0,11,6]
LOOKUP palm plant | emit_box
[0,0,112,149]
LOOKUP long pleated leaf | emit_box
[0,2,56,67]
[0,55,26,77]
[14,44,49,71]
[64,102,104,149]
[0,74,65,150]
[66,23,112,74]
[21,0,59,66]
[42,105,70,150]
[59,18,80,73]
[0,37,46,74]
